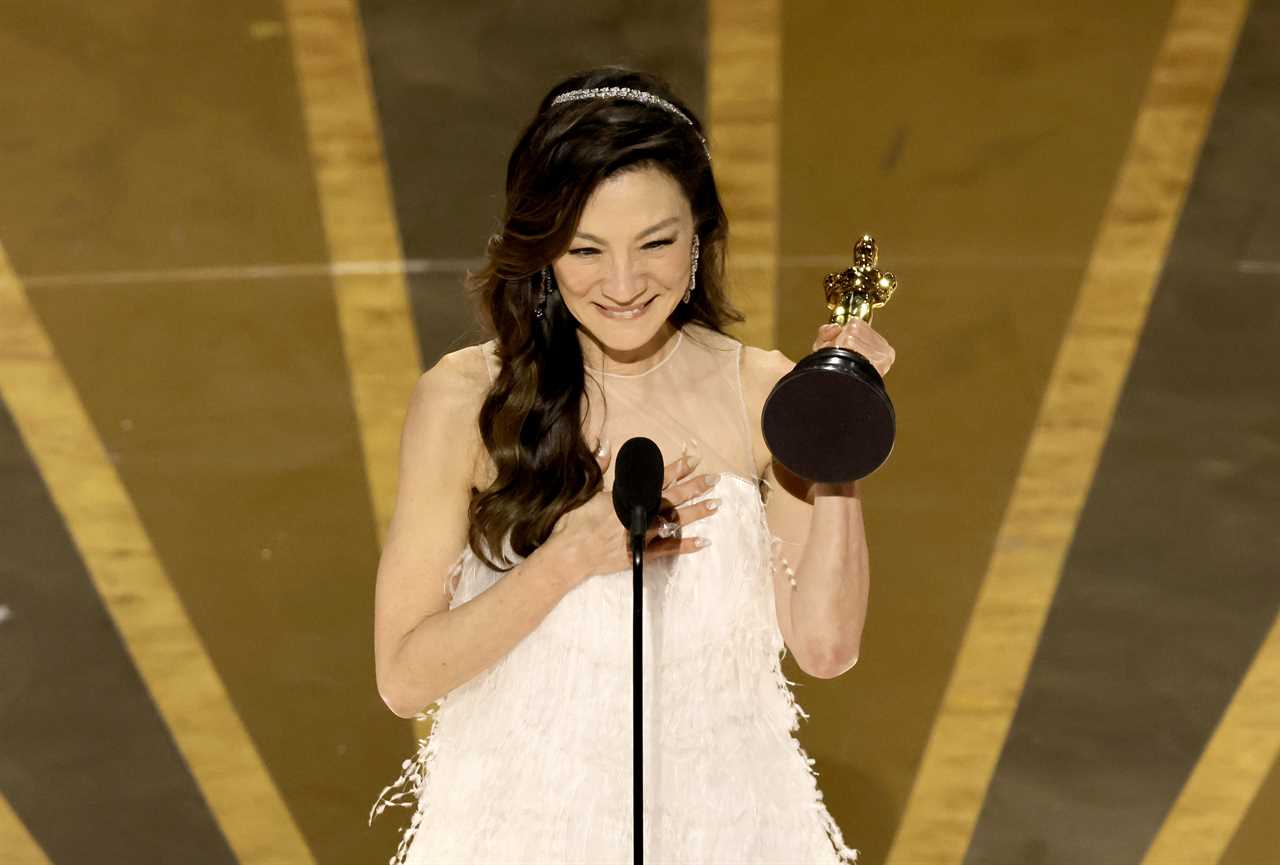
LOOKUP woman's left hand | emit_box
[812,319,896,378]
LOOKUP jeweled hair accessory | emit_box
[550,86,711,160]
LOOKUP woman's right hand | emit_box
[546,437,721,589]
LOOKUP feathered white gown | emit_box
[371,323,859,864]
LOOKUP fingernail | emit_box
[704,472,720,487]
[706,498,721,511]
[687,451,702,468]
[695,537,710,548]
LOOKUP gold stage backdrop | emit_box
[0,1,1277,864]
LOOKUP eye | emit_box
[568,247,600,257]
[644,238,676,250]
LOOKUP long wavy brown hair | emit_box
[465,66,745,571]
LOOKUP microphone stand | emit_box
[612,434,663,864]
[629,506,646,865]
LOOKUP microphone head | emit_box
[612,436,664,528]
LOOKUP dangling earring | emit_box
[683,235,700,304]
[534,265,552,319]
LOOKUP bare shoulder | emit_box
[738,342,798,478]
[431,339,493,389]
[411,341,495,488]
[740,342,797,394]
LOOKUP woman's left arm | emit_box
[747,320,895,679]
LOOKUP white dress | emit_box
[371,323,859,864]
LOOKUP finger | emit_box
[593,436,611,472]
[643,497,712,544]
[644,502,679,542]
[661,471,720,511]
[845,320,891,354]
[653,496,722,537]
[837,329,883,358]
[839,320,863,344]
[661,440,702,490]
[647,535,712,558]
[813,322,840,352]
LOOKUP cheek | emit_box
[653,253,689,289]
[551,263,591,299]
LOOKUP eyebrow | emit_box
[574,216,680,245]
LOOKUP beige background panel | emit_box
[283,0,422,548]
[284,0,425,743]
[21,269,412,862]
[1144,609,1280,865]
[0,792,52,865]
[1221,748,1280,865]
[0,250,315,865]
[886,0,1250,862]
[0,5,327,277]
[708,0,781,349]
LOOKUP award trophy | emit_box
[761,234,898,482]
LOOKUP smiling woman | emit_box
[369,65,864,865]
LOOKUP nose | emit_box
[600,258,645,307]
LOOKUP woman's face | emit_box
[552,164,694,361]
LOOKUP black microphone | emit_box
[612,436,663,865]
[612,436,664,548]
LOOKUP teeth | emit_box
[599,299,649,319]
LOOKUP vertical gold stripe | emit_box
[0,250,315,864]
[281,0,425,739]
[282,0,423,547]
[708,0,781,349]
[885,1,1250,862]
[1142,610,1280,864]
[0,793,52,865]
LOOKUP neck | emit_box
[579,321,680,374]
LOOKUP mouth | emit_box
[594,296,655,320]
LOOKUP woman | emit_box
[370,65,894,864]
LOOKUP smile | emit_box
[594,297,655,320]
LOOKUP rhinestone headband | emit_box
[550,86,711,160]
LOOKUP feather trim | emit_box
[368,702,447,865]
[367,475,859,863]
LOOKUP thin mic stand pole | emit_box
[629,506,646,865]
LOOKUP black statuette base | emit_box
[761,346,895,483]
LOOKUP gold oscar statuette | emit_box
[761,234,899,482]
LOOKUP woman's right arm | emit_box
[373,348,577,719]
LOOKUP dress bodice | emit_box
[370,323,859,864]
